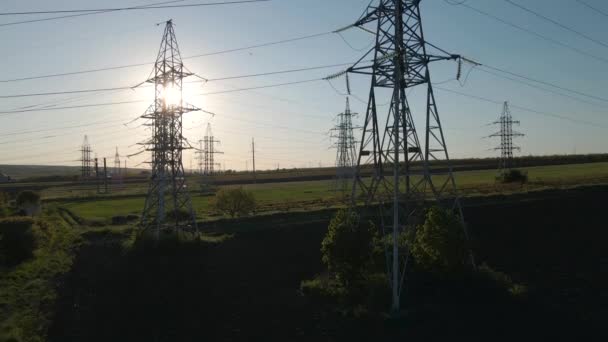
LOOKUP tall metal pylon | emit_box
[140,20,200,236]
[80,135,93,178]
[489,101,524,172]
[197,123,222,175]
[114,147,121,176]
[337,0,470,312]
[330,97,358,194]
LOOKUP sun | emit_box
[160,84,181,108]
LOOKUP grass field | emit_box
[55,162,608,222]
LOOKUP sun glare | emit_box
[160,84,181,107]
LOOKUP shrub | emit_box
[214,188,256,218]
[15,190,41,216]
[0,217,36,266]
[408,206,469,276]
[321,209,378,288]
[476,263,527,297]
[498,169,528,184]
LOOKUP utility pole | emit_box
[103,157,108,194]
[334,0,472,312]
[251,138,256,183]
[330,97,358,195]
[140,20,201,236]
[94,158,100,193]
[489,101,524,173]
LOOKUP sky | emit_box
[0,0,607,171]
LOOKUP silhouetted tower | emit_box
[140,20,200,236]
[489,101,524,172]
[114,147,121,176]
[330,97,358,194]
[200,123,222,175]
[337,0,471,312]
[80,135,93,178]
[251,138,256,183]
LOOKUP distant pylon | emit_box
[80,135,92,178]
[198,123,222,175]
[489,101,524,172]
[114,147,121,176]
[330,97,358,194]
[140,20,200,236]
[335,0,472,312]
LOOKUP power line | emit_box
[0,31,334,83]
[0,62,352,98]
[434,85,608,128]
[0,0,186,28]
[0,100,146,115]
[503,0,608,49]
[575,0,608,18]
[0,0,270,16]
[448,1,608,65]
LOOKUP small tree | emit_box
[16,190,41,217]
[408,206,469,276]
[321,209,378,288]
[214,187,256,218]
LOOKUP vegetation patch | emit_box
[0,212,80,342]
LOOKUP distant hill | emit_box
[0,165,81,180]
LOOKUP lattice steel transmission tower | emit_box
[489,101,524,172]
[114,147,121,176]
[80,135,93,178]
[140,20,200,236]
[337,0,471,312]
[198,123,222,175]
[330,97,358,194]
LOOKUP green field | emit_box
[55,162,608,222]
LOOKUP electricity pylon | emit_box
[114,147,121,176]
[330,97,358,195]
[337,0,471,312]
[80,135,92,178]
[196,123,222,175]
[140,20,200,237]
[489,101,524,172]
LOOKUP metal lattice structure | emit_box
[140,20,199,236]
[114,147,121,176]
[330,97,358,194]
[341,0,470,312]
[196,123,222,175]
[80,135,93,178]
[489,101,524,172]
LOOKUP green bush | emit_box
[477,263,527,297]
[214,187,256,218]
[321,209,378,288]
[15,190,41,216]
[408,206,469,276]
[0,217,36,266]
[498,169,528,184]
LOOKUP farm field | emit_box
[44,185,608,341]
[51,162,608,222]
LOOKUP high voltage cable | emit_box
[0,0,270,16]
[434,86,607,129]
[0,31,334,83]
[448,1,608,65]
[0,0,187,28]
[0,100,146,115]
[576,0,608,17]
[0,62,352,98]
[503,0,608,49]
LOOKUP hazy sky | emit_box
[0,0,606,171]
